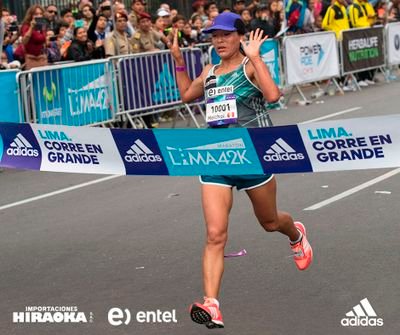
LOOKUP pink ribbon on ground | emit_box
[224,249,247,258]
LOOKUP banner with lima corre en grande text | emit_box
[1,115,400,176]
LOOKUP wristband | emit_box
[175,65,186,72]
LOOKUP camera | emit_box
[34,17,48,30]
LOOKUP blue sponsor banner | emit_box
[153,128,263,176]
[209,40,281,86]
[120,50,203,110]
[32,62,115,126]
[248,125,313,173]
[0,123,42,170]
[0,70,23,123]
[111,129,169,175]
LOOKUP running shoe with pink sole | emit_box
[291,221,313,270]
[190,299,224,329]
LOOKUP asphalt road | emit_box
[1,78,399,335]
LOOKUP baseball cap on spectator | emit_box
[256,4,268,11]
[115,12,128,20]
[203,12,245,34]
[138,12,151,21]
[157,8,170,17]
[133,0,147,5]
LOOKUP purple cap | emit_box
[203,12,244,34]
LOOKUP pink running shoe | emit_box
[290,222,313,270]
[190,298,224,329]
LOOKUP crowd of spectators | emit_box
[1,0,400,70]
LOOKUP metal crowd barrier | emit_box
[109,47,205,128]
[17,59,117,126]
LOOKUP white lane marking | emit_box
[301,107,362,124]
[0,175,121,211]
[304,168,400,211]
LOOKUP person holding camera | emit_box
[1,9,19,63]
[18,5,48,70]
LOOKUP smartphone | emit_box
[49,36,57,42]
[35,17,47,30]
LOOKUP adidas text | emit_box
[125,154,162,163]
[341,317,383,327]
[7,147,39,157]
[263,152,304,162]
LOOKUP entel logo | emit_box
[263,138,304,162]
[108,308,177,326]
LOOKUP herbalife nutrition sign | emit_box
[342,27,385,74]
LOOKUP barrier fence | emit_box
[111,47,204,128]
[2,25,399,127]
[17,59,117,127]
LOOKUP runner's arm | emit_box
[169,29,208,102]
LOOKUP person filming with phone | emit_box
[18,5,48,69]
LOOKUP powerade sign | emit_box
[299,43,324,74]
[32,63,115,126]
[342,27,385,74]
[0,123,42,170]
[248,126,312,174]
[112,129,169,175]
[153,128,263,176]
[120,50,202,109]
[210,40,281,86]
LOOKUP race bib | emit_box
[205,85,238,127]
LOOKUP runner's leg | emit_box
[201,184,233,298]
[245,177,300,241]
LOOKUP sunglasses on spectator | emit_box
[47,10,57,14]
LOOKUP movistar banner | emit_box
[1,115,400,175]
[31,62,116,126]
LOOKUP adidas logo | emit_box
[341,298,383,327]
[263,138,304,162]
[7,134,39,157]
[124,139,162,163]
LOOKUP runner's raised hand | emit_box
[240,28,268,60]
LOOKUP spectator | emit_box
[2,9,19,62]
[129,0,145,29]
[204,1,218,19]
[153,15,166,34]
[157,7,172,29]
[240,8,253,34]
[44,4,58,30]
[104,12,133,56]
[170,8,178,19]
[98,0,113,33]
[131,12,169,52]
[60,8,75,44]
[55,21,71,59]
[361,0,377,26]
[87,14,107,58]
[67,27,102,61]
[18,5,48,70]
[321,0,350,40]
[182,22,196,46]
[250,5,277,37]
[204,8,219,28]
[191,1,206,21]
[81,4,94,29]
[1,51,21,69]
[348,0,370,28]
[233,0,246,14]
[46,29,61,63]
[191,15,207,42]
[165,14,186,47]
